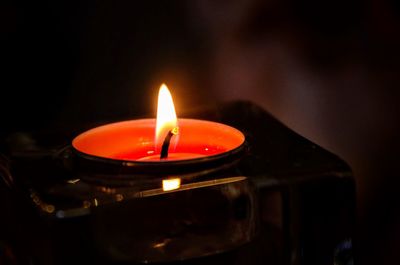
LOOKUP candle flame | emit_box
[162,178,181,191]
[156,84,178,148]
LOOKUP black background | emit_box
[1,1,400,264]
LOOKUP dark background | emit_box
[1,1,399,264]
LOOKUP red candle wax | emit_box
[72,119,245,162]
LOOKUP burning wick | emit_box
[160,127,179,159]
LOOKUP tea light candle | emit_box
[72,84,245,163]
[61,85,254,263]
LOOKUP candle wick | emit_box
[160,127,179,159]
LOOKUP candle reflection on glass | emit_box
[162,178,181,191]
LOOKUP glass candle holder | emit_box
[38,118,258,263]
[0,101,355,265]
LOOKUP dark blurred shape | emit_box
[192,1,400,265]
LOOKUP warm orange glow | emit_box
[162,178,181,191]
[156,84,178,147]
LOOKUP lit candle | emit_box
[66,85,254,263]
[72,84,245,163]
